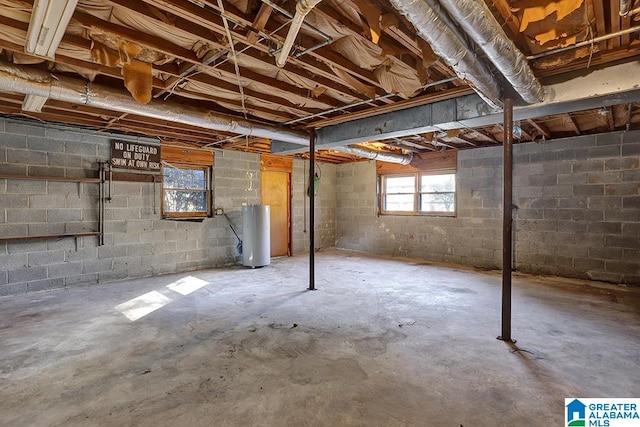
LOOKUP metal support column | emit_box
[308,130,316,291]
[499,98,514,342]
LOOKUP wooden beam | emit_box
[565,113,581,135]
[137,0,372,101]
[526,118,550,139]
[611,0,622,49]
[605,106,616,131]
[592,0,609,51]
[247,3,273,45]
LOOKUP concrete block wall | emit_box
[0,118,336,295]
[291,160,337,254]
[336,130,640,285]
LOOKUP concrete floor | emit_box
[1,249,639,426]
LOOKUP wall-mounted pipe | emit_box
[437,0,544,104]
[526,26,640,60]
[275,0,323,68]
[0,61,308,144]
[0,61,412,164]
[333,145,413,165]
[388,0,502,108]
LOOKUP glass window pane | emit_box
[420,193,455,212]
[420,173,455,192]
[385,194,414,211]
[163,167,206,190]
[164,190,207,212]
[385,176,415,193]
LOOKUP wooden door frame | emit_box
[261,155,293,256]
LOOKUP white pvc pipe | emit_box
[275,0,323,68]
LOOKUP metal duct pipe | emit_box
[0,61,308,144]
[388,0,502,109]
[438,0,544,104]
[275,0,323,68]
[333,145,413,165]
[0,62,412,164]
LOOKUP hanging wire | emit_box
[216,0,248,119]
[585,0,595,68]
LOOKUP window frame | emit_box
[380,170,456,217]
[161,163,212,219]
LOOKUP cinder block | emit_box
[605,234,639,249]
[0,164,28,175]
[586,271,622,283]
[8,148,47,165]
[557,149,587,161]
[622,248,640,262]
[588,196,621,210]
[126,243,153,256]
[529,151,558,162]
[530,198,557,209]
[604,183,639,196]
[588,221,622,234]
[558,198,586,209]
[48,262,83,278]
[0,133,27,149]
[605,260,640,275]
[621,142,640,156]
[572,159,604,173]
[0,253,28,269]
[589,246,623,260]
[0,223,28,237]
[595,132,622,146]
[152,241,177,254]
[542,185,573,197]
[623,196,640,209]
[65,274,98,287]
[47,208,82,222]
[6,209,47,223]
[605,158,639,171]
[587,171,622,184]
[65,247,98,262]
[6,121,45,137]
[543,209,572,220]
[572,209,604,221]
[0,194,28,208]
[112,255,142,270]
[107,208,142,221]
[27,136,64,152]
[28,250,64,267]
[570,134,597,148]
[65,141,99,156]
[573,184,604,196]
[622,169,640,182]
[622,223,640,235]
[9,266,47,282]
[557,220,588,233]
[0,282,27,296]
[98,270,128,282]
[30,195,66,208]
[604,209,639,221]
[83,258,113,274]
[587,145,621,158]
[113,182,143,196]
[47,152,83,168]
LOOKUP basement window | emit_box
[381,172,456,216]
[162,164,211,219]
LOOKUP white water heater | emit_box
[242,205,270,267]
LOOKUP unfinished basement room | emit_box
[1,0,639,425]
